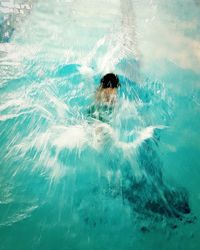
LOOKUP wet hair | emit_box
[100,73,120,89]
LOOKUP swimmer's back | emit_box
[87,73,120,123]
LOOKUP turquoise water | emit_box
[0,1,200,250]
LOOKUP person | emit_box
[96,73,120,105]
[88,73,120,123]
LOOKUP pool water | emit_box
[0,1,200,250]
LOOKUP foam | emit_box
[52,125,87,149]
[116,125,167,151]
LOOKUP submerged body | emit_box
[87,73,192,223]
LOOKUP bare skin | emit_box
[95,87,117,105]
[92,87,117,144]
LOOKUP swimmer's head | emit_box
[100,73,120,89]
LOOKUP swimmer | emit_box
[88,73,120,124]
[96,73,120,105]
[88,74,192,220]
[87,73,120,147]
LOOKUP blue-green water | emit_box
[0,1,200,250]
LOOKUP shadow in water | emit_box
[120,137,194,227]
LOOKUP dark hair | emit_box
[100,73,120,89]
